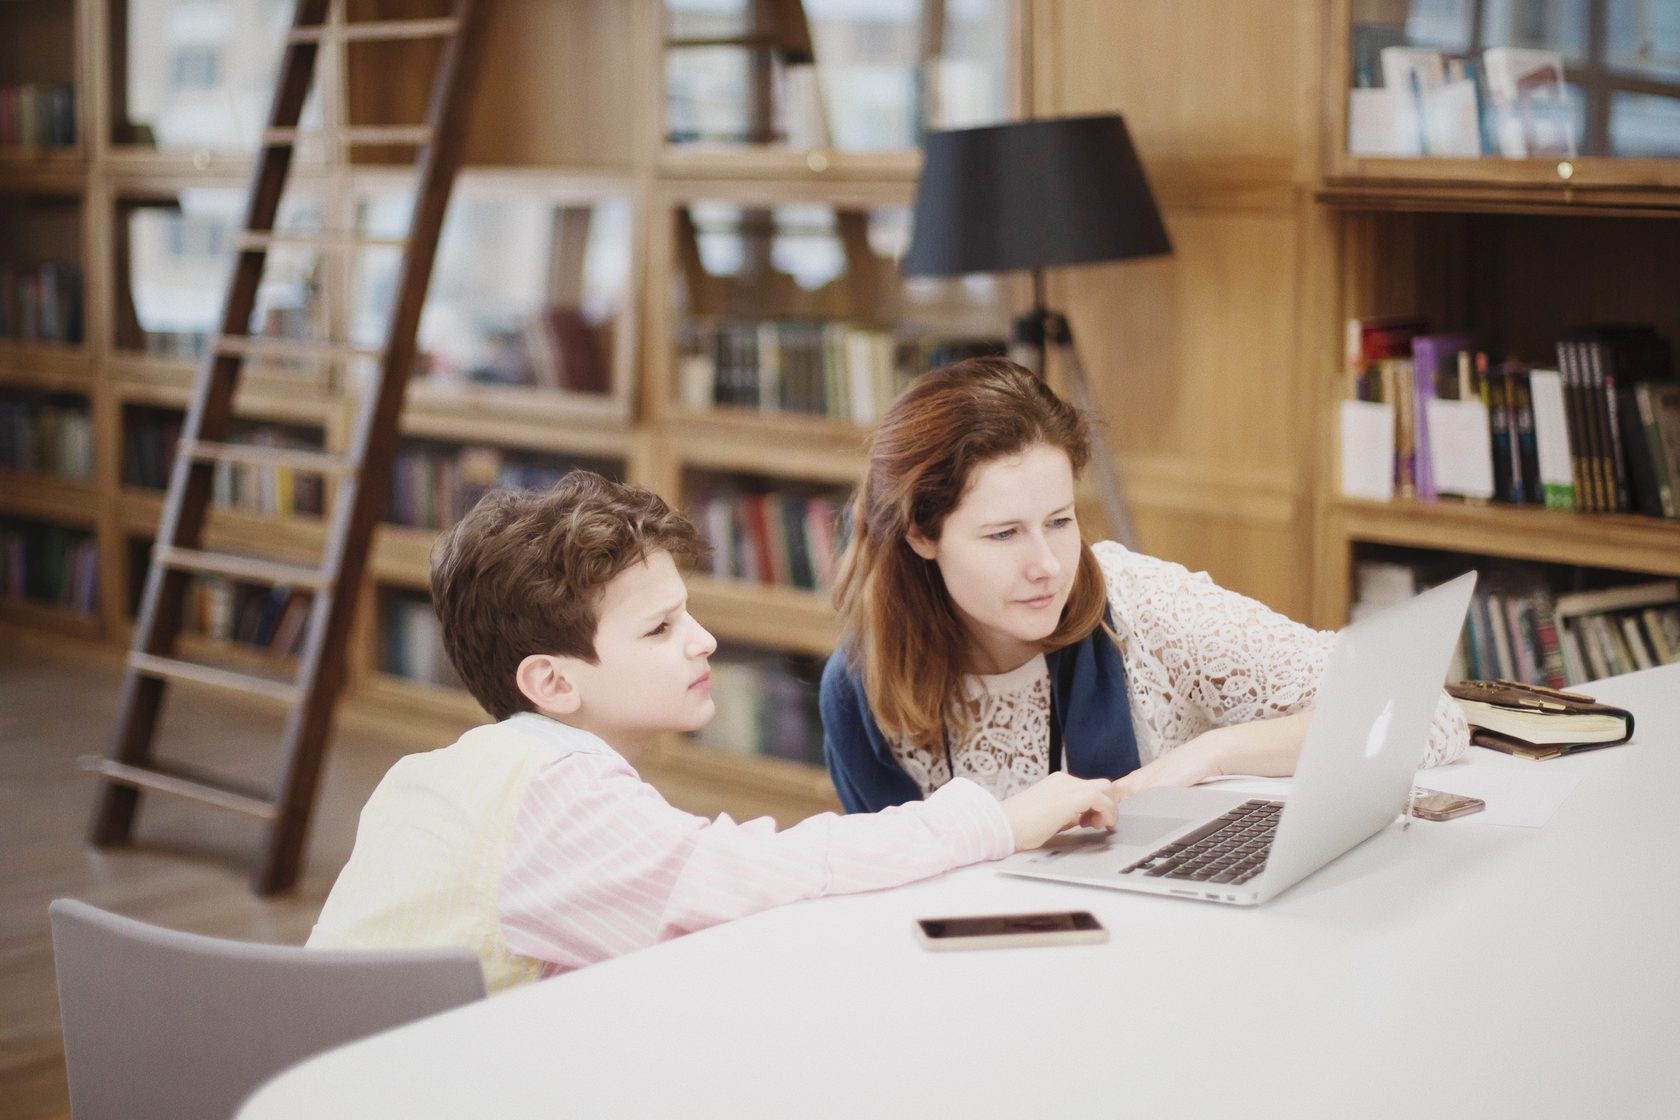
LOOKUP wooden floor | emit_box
[0,638,441,1120]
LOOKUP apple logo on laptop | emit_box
[1364,700,1395,758]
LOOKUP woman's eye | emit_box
[987,529,1016,541]
[1048,516,1074,529]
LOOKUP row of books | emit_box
[0,394,92,479]
[689,649,826,768]
[124,411,327,517]
[380,590,462,688]
[676,319,1005,425]
[1343,319,1680,516]
[389,443,615,530]
[1348,41,1579,160]
[0,263,83,344]
[175,575,311,656]
[0,83,75,148]
[691,484,851,593]
[1356,560,1680,688]
[1,520,97,612]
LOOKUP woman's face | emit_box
[907,443,1082,675]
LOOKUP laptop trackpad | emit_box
[1114,814,1192,848]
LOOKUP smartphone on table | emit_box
[1409,788,1485,821]
[914,910,1107,951]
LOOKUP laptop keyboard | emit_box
[1120,799,1282,885]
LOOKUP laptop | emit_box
[1000,571,1476,906]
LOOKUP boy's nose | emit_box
[689,622,718,658]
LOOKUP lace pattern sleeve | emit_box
[1093,542,1468,766]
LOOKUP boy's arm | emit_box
[498,753,1010,974]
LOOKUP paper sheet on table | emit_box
[1413,755,1580,827]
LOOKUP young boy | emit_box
[308,472,1116,991]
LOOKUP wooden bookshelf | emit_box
[1310,1,1680,635]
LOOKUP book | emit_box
[1481,47,1575,158]
[1409,332,1474,500]
[1527,369,1575,509]
[1447,679,1633,756]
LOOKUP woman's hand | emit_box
[999,773,1120,851]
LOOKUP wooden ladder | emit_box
[84,0,490,894]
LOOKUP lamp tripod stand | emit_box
[1008,295,1140,551]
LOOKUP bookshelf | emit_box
[1312,0,1680,685]
[0,0,1031,825]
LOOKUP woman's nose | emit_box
[1025,533,1060,580]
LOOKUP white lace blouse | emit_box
[889,541,1470,800]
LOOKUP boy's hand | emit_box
[1000,773,1120,851]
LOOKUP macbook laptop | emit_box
[1000,571,1476,906]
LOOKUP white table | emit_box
[241,665,1680,1120]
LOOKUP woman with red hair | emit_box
[820,357,1468,812]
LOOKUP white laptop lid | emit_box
[1254,570,1477,901]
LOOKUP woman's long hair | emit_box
[833,356,1108,749]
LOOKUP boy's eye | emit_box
[645,621,671,637]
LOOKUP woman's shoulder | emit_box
[1091,540,1210,591]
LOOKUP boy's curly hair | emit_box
[430,471,704,720]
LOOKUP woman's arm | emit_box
[1111,710,1310,798]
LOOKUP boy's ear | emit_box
[905,524,938,561]
[516,653,582,716]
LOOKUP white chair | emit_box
[49,898,486,1120]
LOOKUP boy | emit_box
[308,472,1117,990]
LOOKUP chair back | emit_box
[49,897,486,1120]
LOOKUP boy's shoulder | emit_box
[383,714,620,790]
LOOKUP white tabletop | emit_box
[241,665,1680,1120]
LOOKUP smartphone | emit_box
[914,910,1108,951]
[1409,788,1485,822]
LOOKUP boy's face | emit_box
[558,549,717,755]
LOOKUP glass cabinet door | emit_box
[351,172,637,419]
[663,0,1014,154]
[111,0,321,161]
[1337,0,1680,185]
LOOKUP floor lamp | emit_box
[901,114,1173,549]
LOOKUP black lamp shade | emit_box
[902,114,1172,278]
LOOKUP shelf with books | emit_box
[652,183,1010,439]
[1329,0,1680,191]
[0,188,85,349]
[1347,545,1680,687]
[1,512,99,620]
[0,0,80,154]
[119,401,333,519]
[350,168,640,425]
[120,534,312,664]
[1316,194,1680,630]
[0,384,94,480]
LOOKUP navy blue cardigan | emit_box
[820,618,1141,813]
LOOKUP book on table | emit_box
[1447,679,1634,760]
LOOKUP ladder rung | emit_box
[212,335,383,362]
[127,651,305,705]
[155,546,330,590]
[667,35,778,49]
[235,230,408,252]
[264,125,434,147]
[186,440,354,477]
[290,17,460,43]
[80,755,281,820]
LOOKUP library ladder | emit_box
[84,0,490,893]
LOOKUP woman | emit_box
[820,357,1467,812]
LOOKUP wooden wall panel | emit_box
[1038,0,1321,617]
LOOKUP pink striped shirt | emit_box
[499,740,1012,977]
